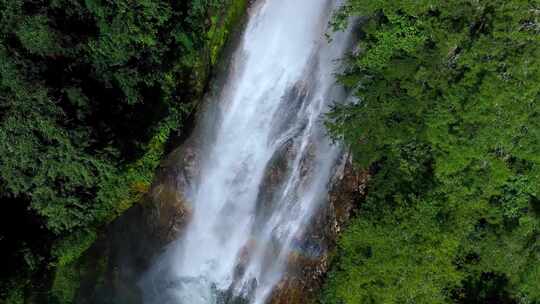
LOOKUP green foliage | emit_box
[51,262,80,304]
[16,15,62,56]
[50,243,109,304]
[324,200,463,303]
[1,0,202,233]
[3,281,25,304]
[0,0,245,301]
[323,0,540,303]
[52,230,97,267]
[207,0,248,64]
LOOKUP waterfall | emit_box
[142,1,354,303]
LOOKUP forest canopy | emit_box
[0,0,242,302]
[323,0,540,303]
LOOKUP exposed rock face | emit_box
[75,140,201,304]
[74,144,368,304]
[150,139,201,243]
[268,156,369,304]
[254,139,295,227]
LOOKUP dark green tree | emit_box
[323,1,540,303]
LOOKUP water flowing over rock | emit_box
[267,157,369,304]
[140,1,359,304]
[75,1,361,303]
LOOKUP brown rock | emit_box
[75,138,202,304]
[267,154,369,304]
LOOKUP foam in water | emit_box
[142,1,353,303]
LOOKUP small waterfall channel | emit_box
[142,1,354,303]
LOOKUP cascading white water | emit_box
[142,1,353,303]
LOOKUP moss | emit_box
[51,245,110,304]
[51,262,80,304]
[52,230,97,267]
[50,230,98,304]
[207,0,249,65]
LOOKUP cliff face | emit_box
[70,91,368,303]
[268,158,369,304]
[75,140,202,304]
[74,141,368,304]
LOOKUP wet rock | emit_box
[148,138,201,243]
[75,140,201,304]
[267,155,370,304]
[254,139,294,225]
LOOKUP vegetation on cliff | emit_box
[2,0,538,303]
[323,1,540,303]
[0,0,246,302]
